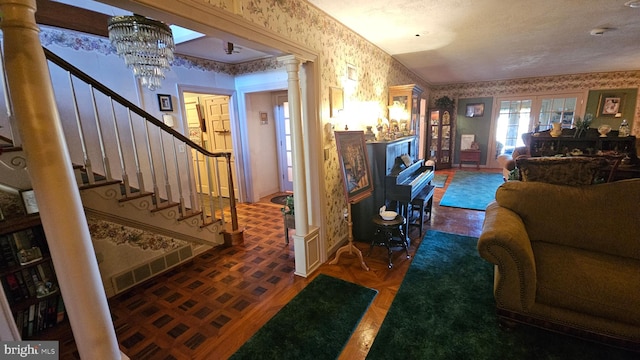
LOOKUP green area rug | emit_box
[366,230,637,360]
[231,274,377,360]
[439,171,503,210]
[432,173,448,188]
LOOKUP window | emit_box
[490,91,586,166]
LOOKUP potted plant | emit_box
[435,96,455,109]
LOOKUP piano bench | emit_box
[409,184,435,236]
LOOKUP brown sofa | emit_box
[477,179,640,350]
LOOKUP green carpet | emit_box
[366,230,637,360]
[439,171,504,210]
[231,274,377,360]
[432,173,448,188]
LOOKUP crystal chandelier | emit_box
[108,15,175,91]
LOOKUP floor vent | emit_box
[111,245,194,294]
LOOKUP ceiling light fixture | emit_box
[108,15,175,91]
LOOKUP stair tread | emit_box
[79,179,122,190]
[150,201,180,212]
[118,191,154,202]
[178,209,203,221]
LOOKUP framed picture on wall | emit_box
[335,131,373,204]
[157,94,173,112]
[330,87,344,118]
[465,103,484,117]
[597,94,625,116]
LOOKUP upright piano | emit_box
[351,136,434,242]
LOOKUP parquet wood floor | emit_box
[42,168,498,359]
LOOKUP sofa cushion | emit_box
[516,156,607,186]
[495,179,640,260]
[533,242,640,327]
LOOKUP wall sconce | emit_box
[162,114,176,128]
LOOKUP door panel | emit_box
[184,101,209,194]
[203,95,238,199]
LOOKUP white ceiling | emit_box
[57,0,640,85]
[309,0,640,84]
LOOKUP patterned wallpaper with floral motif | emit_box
[429,71,640,135]
[211,0,429,249]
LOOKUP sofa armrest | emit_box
[478,202,536,312]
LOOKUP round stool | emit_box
[369,214,410,268]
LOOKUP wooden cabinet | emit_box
[459,150,481,168]
[0,215,66,339]
[528,132,637,158]
[388,84,424,156]
[428,107,454,169]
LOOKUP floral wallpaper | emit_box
[206,0,429,249]
[38,27,279,76]
[429,71,640,135]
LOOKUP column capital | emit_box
[277,54,305,68]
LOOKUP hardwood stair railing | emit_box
[1,46,239,242]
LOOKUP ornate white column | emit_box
[280,55,309,235]
[279,56,321,276]
[0,0,124,358]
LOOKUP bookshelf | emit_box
[0,215,66,339]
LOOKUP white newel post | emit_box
[0,0,125,358]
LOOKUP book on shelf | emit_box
[4,273,23,303]
[27,303,35,337]
[13,270,30,300]
[56,295,65,324]
[21,268,36,298]
[0,235,17,268]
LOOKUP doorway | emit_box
[183,92,239,200]
[274,92,293,192]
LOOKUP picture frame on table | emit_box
[20,189,39,215]
[157,94,173,112]
[597,94,624,117]
[335,131,373,204]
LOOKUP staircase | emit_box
[0,48,239,249]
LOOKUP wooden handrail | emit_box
[43,47,228,159]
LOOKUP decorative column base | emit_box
[222,223,245,246]
[293,226,321,277]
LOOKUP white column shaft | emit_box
[0,0,121,358]
[282,56,309,235]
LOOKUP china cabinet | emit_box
[428,107,453,169]
[388,84,424,155]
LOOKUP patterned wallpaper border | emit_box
[37,27,280,76]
